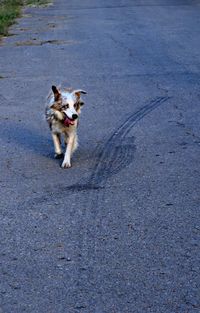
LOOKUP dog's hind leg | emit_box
[52,133,63,158]
[72,134,78,153]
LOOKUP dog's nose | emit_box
[72,114,78,120]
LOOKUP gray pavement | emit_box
[0,0,200,312]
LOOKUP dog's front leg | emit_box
[61,134,75,168]
[52,133,63,159]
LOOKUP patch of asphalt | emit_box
[0,0,200,312]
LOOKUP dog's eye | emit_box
[62,104,69,110]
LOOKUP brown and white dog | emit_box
[45,85,87,168]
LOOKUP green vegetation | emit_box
[0,0,22,36]
[25,0,50,6]
[0,0,50,36]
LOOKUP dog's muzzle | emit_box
[63,113,78,126]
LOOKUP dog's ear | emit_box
[73,90,87,100]
[52,85,61,101]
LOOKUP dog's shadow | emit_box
[0,120,52,158]
[0,120,92,167]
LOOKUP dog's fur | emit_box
[45,85,86,168]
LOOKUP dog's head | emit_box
[50,85,87,126]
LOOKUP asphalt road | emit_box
[0,0,200,312]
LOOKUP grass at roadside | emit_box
[0,0,50,36]
[25,0,50,5]
[0,0,23,36]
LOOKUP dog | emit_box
[45,85,87,168]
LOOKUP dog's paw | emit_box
[54,153,64,159]
[61,161,72,169]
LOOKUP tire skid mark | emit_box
[91,136,136,184]
[78,95,170,187]
[18,96,170,209]
[74,96,171,310]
